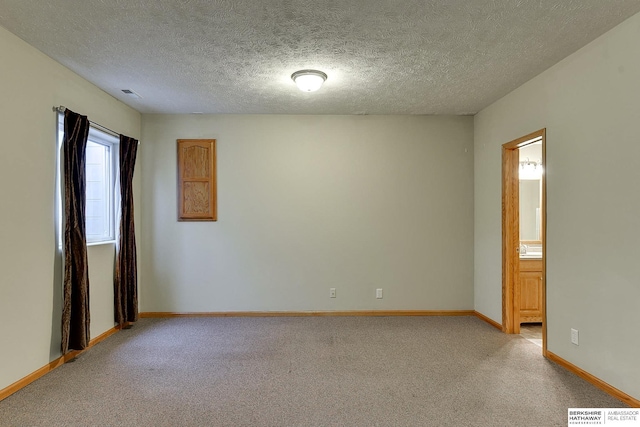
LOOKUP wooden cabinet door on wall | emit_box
[177,139,217,221]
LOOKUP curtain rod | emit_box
[53,105,139,144]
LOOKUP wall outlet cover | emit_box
[571,328,579,345]
[376,288,383,299]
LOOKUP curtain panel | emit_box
[114,135,139,326]
[61,109,91,353]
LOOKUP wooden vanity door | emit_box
[519,259,543,323]
[519,272,542,322]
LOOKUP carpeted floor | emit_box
[0,316,625,426]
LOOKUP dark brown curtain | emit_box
[61,109,91,353]
[114,135,139,327]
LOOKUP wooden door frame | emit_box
[502,128,547,356]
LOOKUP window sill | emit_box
[87,240,116,247]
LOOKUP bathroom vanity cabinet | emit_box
[518,259,543,324]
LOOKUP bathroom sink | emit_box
[520,252,542,259]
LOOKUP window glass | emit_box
[57,113,118,244]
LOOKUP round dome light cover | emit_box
[291,70,327,92]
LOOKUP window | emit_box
[57,114,118,244]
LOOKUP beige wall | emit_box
[140,115,474,312]
[0,26,141,391]
[474,12,640,398]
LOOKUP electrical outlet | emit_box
[571,328,579,346]
[329,288,336,298]
[376,288,383,299]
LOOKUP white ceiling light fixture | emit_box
[519,158,543,180]
[291,69,327,92]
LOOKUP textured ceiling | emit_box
[1,0,640,114]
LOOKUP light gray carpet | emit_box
[0,316,625,426]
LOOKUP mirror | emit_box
[519,143,542,242]
[519,179,541,241]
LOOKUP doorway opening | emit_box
[502,129,546,356]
